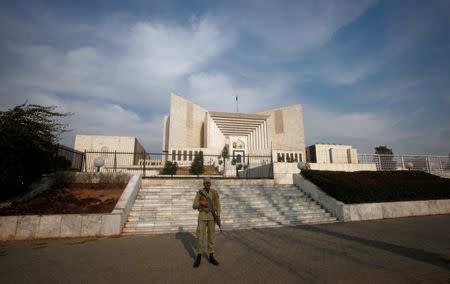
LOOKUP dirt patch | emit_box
[0,183,126,216]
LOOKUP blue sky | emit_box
[0,0,449,154]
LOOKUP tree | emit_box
[162,161,178,176]
[221,145,229,160]
[190,151,204,175]
[0,103,71,200]
[375,145,395,170]
[375,146,393,155]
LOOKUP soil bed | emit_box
[301,170,450,204]
[0,183,126,216]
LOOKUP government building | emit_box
[163,93,305,166]
[74,93,371,181]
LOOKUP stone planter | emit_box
[0,173,142,240]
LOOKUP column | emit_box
[262,121,267,149]
[256,126,260,150]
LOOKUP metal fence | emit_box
[81,151,274,178]
[53,144,84,171]
[358,154,450,176]
[53,145,450,179]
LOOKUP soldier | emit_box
[192,177,221,268]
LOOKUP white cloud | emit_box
[303,103,402,152]
[225,0,375,54]
[321,61,377,85]
[28,94,164,152]
[119,16,232,82]
[0,15,233,111]
[187,72,295,113]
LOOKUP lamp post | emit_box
[235,162,242,178]
[406,162,414,171]
[94,156,105,172]
[297,161,306,172]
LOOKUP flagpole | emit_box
[236,95,239,113]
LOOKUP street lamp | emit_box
[297,161,306,172]
[406,162,414,171]
[94,156,105,172]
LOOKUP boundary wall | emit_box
[293,174,450,221]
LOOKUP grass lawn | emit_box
[301,170,450,204]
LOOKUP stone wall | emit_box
[309,163,377,171]
[293,174,450,221]
[258,104,305,153]
[168,93,207,149]
[307,144,358,164]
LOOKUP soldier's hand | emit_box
[199,200,209,207]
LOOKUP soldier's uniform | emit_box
[192,178,220,267]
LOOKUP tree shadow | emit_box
[175,226,197,259]
[293,225,450,271]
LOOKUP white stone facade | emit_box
[163,93,306,168]
[74,135,149,171]
[306,144,358,164]
[74,135,146,154]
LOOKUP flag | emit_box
[236,95,238,101]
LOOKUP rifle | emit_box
[199,190,223,233]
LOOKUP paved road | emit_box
[1,215,450,283]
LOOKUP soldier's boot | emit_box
[193,254,201,268]
[209,253,219,266]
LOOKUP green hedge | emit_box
[300,170,450,204]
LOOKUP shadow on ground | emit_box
[175,226,197,259]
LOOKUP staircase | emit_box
[122,180,337,235]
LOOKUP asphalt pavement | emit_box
[1,215,450,283]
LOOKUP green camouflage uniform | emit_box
[192,188,221,254]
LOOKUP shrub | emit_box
[189,151,205,175]
[190,151,204,175]
[301,170,450,204]
[162,161,178,175]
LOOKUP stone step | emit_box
[139,186,298,191]
[129,206,321,214]
[140,188,300,192]
[123,182,337,235]
[133,196,311,202]
[136,191,302,197]
[127,209,329,221]
[122,218,338,234]
[128,206,326,216]
[129,204,319,211]
[131,201,314,207]
[128,212,331,226]
[127,210,326,220]
[130,201,321,210]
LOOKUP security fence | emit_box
[80,151,274,178]
[358,154,450,176]
[53,144,450,179]
[53,144,84,171]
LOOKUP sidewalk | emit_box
[1,215,449,283]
